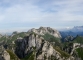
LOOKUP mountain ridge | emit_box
[0,26,83,60]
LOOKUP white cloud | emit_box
[0,0,83,32]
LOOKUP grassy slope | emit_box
[6,50,19,60]
[2,32,71,60]
[73,36,83,60]
[7,32,26,43]
[76,48,83,60]
[53,46,70,58]
[73,36,83,44]
[42,33,61,42]
[42,33,62,47]
[21,52,35,60]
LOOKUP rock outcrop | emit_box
[28,27,61,38]
[64,36,74,42]
[0,46,10,60]
[15,33,74,60]
[0,27,82,60]
[2,50,10,60]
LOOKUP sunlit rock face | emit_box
[28,27,61,38]
[0,46,10,60]
[15,33,75,60]
[15,33,59,59]
[2,50,10,60]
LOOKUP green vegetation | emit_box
[51,55,58,60]
[9,32,26,42]
[0,36,6,41]
[2,30,83,60]
[22,46,36,60]
[6,50,19,60]
[53,46,70,58]
[4,32,27,44]
[62,35,83,48]
[63,42,73,48]
[21,52,35,60]
[29,32,37,35]
[76,48,83,60]
[43,33,61,42]
[73,36,83,44]
[0,32,25,44]
[1,32,27,50]
[28,53,35,59]
[42,33,62,47]
[42,33,70,58]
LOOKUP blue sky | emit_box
[0,0,83,32]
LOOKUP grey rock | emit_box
[28,27,61,38]
[0,46,10,60]
[15,33,74,60]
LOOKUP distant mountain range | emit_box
[60,26,83,38]
[72,26,83,32]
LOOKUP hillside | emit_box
[0,27,83,60]
[73,35,83,44]
[62,35,83,60]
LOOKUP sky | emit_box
[0,0,83,33]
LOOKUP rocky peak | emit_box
[15,33,74,60]
[0,46,10,60]
[28,27,61,38]
[74,26,83,28]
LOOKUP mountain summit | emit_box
[28,27,61,38]
[0,26,83,60]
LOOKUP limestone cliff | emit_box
[28,27,61,38]
[0,46,10,60]
[15,33,74,60]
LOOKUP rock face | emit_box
[64,36,74,42]
[70,43,80,55]
[63,42,82,60]
[28,27,61,38]
[2,50,10,60]
[15,33,74,60]
[0,46,10,60]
